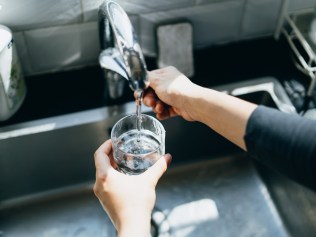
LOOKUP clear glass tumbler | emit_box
[111,114,165,175]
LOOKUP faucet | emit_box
[98,0,149,100]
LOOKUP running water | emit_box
[135,90,143,142]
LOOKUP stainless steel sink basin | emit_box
[0,77,315,237]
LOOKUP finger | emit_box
[108,152,118,169]
[97,139,113,156]
[156,113,168,120]
[169,107,179,117]
[143,154,172,186]
[156,106,175,120]
[143,89,157,108]
[154,101,165,114]
[94,139,114,177]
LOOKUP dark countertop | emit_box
[0,36,310,127]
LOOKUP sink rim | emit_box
[0,76,297,141]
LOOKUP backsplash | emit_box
[0,0,315,76]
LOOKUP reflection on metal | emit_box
[258,181,286,232]
[231,82,297,113]
[0,102,152,140]
[0,157,289,237]
[0,123,56,139]
[151,207,170,237]
[154,157,288,237]
[98,0,149,99]
[214,77,297,114]
[167,199,219,228]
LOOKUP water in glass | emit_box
[114,129,164,174]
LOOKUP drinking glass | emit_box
[111,114,165,175]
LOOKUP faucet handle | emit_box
[100,0,149,92]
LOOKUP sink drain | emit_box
[150,207,170,237]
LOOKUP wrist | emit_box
[182,83,207,121]
[117,213,151,237]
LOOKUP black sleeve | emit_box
[244,105,316,190]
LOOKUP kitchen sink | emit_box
[0,77,315,237]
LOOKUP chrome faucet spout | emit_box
[98,0,149,99]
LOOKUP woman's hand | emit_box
[143,66,197,121]
[93,139,172,237]
[143,66,257,150]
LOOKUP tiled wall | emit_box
[0,0,315,76]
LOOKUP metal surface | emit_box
[1,77,315,237]
[282,9,316,97]
[0,157,288,237]
[155,156,288,237]
[0,77,297,198]
[255,162,316,237]
[98,0,148,97]
[214,78,297,114]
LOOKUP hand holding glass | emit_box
[111,114,165,175]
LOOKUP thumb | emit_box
[144,154,172,185]
[94,140,115,177]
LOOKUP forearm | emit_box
[245,106,316,190]
[184,84,257,150]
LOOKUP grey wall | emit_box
[0,0,315,76]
